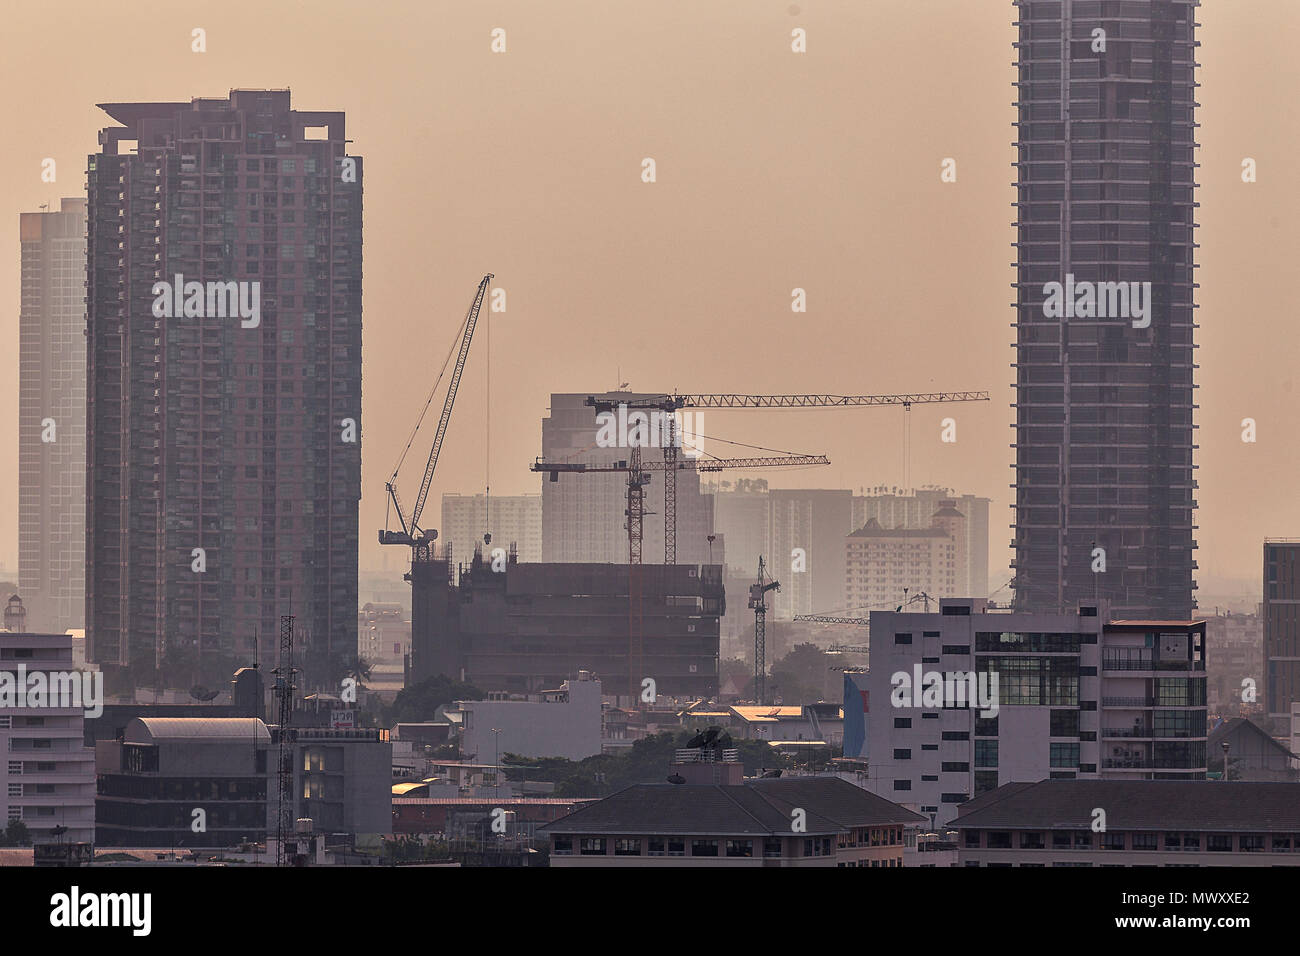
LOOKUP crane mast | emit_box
[749,557,780,706]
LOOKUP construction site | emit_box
[380,276,990,706]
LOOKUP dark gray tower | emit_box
[1011,0,1198,618]
[86,91,362,690]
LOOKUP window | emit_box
[895,633,913,645]
[977,656,1079,706]
[553,837,573,854]
[1207,835,1232,853]
[894,749,911,760]
[987,832,1011,849]
[1020,832,1045,849]
[726,840,753,858]
[965,831,980,848]
[1132,833,1157,851]
[942,731,970,741]
[1101,832,1125,850]
[894,718,911,728]
[974,771,999,794]
[941,762,969,773]
[667,837,685,856]
[975,740,998,767]
[1050,710,1079,737]
[763,838,782,858]
[1240,835,1265,853]
[1050,742,1079,768]
[647,836,665,856]
[1052,831,1073,849]
[579,837,606,855]
[614,838,641,856]
[975,716,998,737]
[893,780,912,791]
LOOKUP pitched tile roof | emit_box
[539,777,924,836]
[953,780,1300,832]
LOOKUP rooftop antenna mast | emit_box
[273,614,296,866]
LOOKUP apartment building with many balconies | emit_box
[860,598,1206,826]
[85,90,361,690]
[0,629,96,845]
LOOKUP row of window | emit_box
[969,830,1299,852]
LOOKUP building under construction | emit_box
[409,549,724,698]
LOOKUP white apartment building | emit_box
[844,509,964,613]
[862,599,1207,827]
[0,628,96,845]
[440,493,542,564]
[851,489,990,599]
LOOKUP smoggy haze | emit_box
[2,0,1297,602]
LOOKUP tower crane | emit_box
[380,275,492,562]
[586,391,990,563]
[531,451,830,701]
[749,557,780,706]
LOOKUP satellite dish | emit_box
[667,773,686,785]
[190,685,219,702]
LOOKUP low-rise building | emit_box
[1208,718,1299,782]
[540,776,923,867]
[95,717,391,848]
[955,779,1300,866]
[95,717,270,849]
[459,672,603,762]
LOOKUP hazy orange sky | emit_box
[2,0,1296,604]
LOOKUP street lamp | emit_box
[491,728,502,789]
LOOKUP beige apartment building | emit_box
[844,501,968,612]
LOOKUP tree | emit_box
[385,675,483,725]
[769,643,839,703]
[0,820,31,847]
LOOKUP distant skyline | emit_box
[3,1,1297,604]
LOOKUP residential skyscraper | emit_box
[1011,0,1198,618]
[85,91,362,689]
[18,197,87,633]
